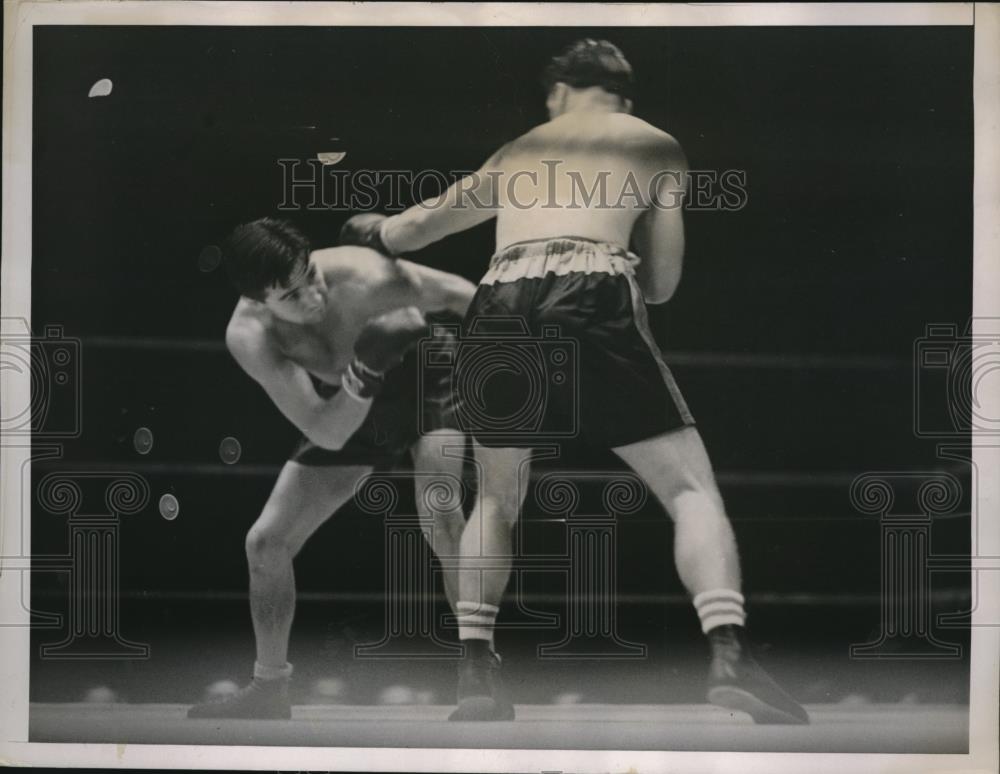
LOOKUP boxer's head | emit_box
[542,39,635,119]
[225,217,328,323]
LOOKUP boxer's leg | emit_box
[459,441,532,641]
[409,429,467,611]
[188,461,371,719]
[449,441,532,721]
[612,426,740,596]
[245,462,372,667]
[613,427,808,724]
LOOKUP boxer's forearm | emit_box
[633,206,684,305]
[380,207,432,253]
[396,259,477,318]
[382,172,497,254]
[634,145,687,304]
[382,204,487,254]
[305,391,372,450]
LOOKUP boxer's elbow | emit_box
[301,419,347,451]
[444,277,477,317]
[304,393,372,450]
[644,271,682,305]
[636,251,682,305]
[643,289,672,306]
[307,430,346,451]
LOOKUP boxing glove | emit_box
[339,213,396,256]
[341,307,429,400]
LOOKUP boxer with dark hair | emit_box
[542,37,636,105]
[341,39,809,724]
[187,217,476,719]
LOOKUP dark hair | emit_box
[224,218,311,300]
[541,38,635,101]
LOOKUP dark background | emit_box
[28,26,972,709]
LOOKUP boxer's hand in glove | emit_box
[341,307,429,399]
[339,213,397,256]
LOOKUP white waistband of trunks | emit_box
[482,238,641,286]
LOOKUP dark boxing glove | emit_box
[339,213,396,256]
[341,307,429,400]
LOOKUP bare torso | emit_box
[492,111,676,251]
[228,247,420,385]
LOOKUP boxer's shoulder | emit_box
[225,300,281,374]
[315,244,381,274]
[506,113,682,160]
[316,245,404,286]
[315,246,422,314]
[600,114,684,156]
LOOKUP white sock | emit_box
[693,589,746,634]
[456,601,498,649]
[254,661,293,681]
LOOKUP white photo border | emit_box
[2,2,997,772]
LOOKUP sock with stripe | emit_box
[456,601,498,652]
[253,661,293,682]
[693,589,746,634]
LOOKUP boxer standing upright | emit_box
[341,40,809,725]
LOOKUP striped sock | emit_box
[456,601,498,648]
[254,661,293,681]
[693,589,746,634]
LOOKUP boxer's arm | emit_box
[226,322,370,450]
[631,137,688,305]
[380,147,506,254]
[395,260,477,317]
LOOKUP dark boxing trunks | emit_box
[290,324,460,468]
[458,236,694,449]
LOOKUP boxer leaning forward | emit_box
[187,217,476,719]
[341,40,809,724]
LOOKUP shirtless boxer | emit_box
[187,217,476,719]
[340,40,809,724]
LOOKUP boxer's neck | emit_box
[560,88,627,116]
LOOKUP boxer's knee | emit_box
[420,511,465,558]
[477,463,528,510]
[415,471,465,515]
[435,509,466,545]
[674,475,725,510]
[245,525,293,570]
[479,490,522,532]
[669,486,728,527]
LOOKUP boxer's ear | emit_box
[546,82,568,118]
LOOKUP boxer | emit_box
[187,217,476,719]
[341,39,809,725]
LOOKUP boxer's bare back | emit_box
[491,111,682,250]
[385,107,687,304]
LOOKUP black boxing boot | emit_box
[706,624,809,725]
[188,675,291,720]
[448,640,515,721]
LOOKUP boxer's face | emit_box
[261,256,328,324]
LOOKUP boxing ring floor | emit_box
[30,702,968,752]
